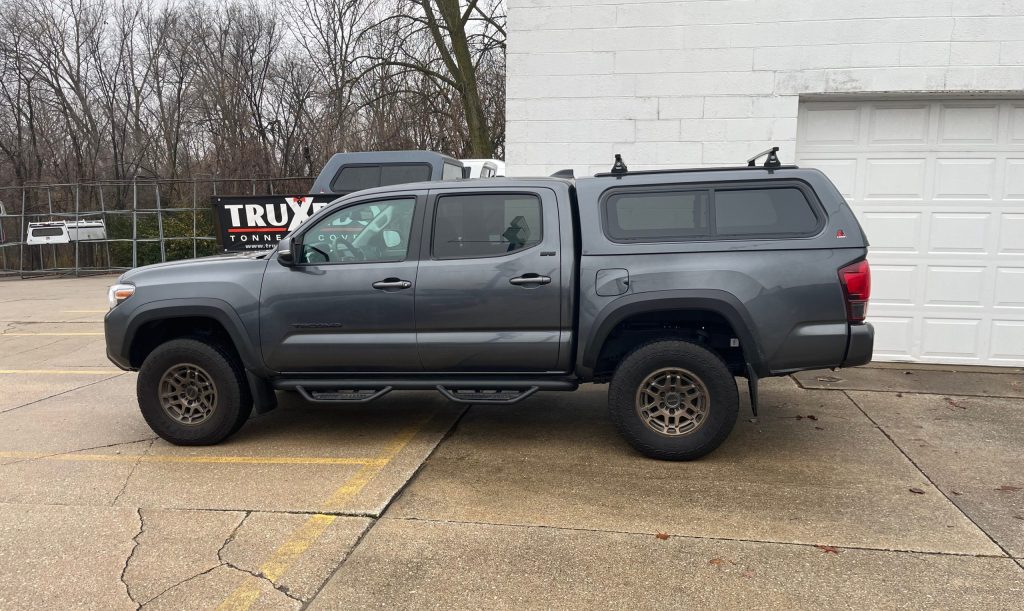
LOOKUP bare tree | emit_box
[0,0,506,189]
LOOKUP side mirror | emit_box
[277,237,296,266]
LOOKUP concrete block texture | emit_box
[507,0,1024,175]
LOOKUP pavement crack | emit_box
[223,560,305,604]
[842,390,1016,561]
[120,508,144,610]
[215,511,305,604]
[139,563,225,608]
[386,515,1011,560]
[0,372,128,415]
[112,439,154,506]
[0,437,159,468]
[217,511,252,565]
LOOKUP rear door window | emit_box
[432,193,542,259]
[714,187,818,236]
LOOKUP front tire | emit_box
[608,340,739,460]
[137,338,253,445]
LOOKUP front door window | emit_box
[299,198,416,264]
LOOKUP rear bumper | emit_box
[841,323,874,367]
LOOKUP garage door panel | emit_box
[933,158,997,200]
[798,98,1024,366]
[1008,106,1024,143]
[997,214,1024,254]
[798,158,857,196]
[1004,160,1024,199]
[801,105,860,145]
[864,159,927,199]
[990,321,1024,361]
[868,105,930,145]
[860,212,922,253]
[924,267,986,307]
[994,268,1024,307]
[871,265,917,305]
[938,104,999,144]
[868,317,915,359]
[927,213,990,254]
[921,318,982,359]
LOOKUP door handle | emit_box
[372,278,412,290]
[509,274,551,286]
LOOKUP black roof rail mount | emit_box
[748,146,781,169]
[610,154,628,177]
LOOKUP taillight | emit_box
[839,260,870,323]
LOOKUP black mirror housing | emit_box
[277,236,296,266]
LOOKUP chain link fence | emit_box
[0,177,312,278]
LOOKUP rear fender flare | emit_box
[579,289,765,378]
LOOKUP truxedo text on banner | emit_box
[212,195,337,252]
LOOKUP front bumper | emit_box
[104,307,133,370]
[841,322,874,367]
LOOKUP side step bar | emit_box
[295,386,392,404]
[276,377,577,405]
[436,386,538,405]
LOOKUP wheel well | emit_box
[593,309,747,380]
[129,316,239,368]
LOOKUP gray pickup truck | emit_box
[105,153,873,460]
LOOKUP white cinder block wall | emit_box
[505,0,1024,176]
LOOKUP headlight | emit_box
[107,283,135,309]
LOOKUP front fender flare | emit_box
[121,298,264,374]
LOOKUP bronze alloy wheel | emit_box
[634,367,710,437]
[158,363,218,425]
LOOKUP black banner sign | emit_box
[212,195,337,252]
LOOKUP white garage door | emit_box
[796,99,1024,366]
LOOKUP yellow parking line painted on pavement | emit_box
[1,332,104,336]
[0,369,121,375]
[0,451,383,466]
[323,416,426,510]
[216,416,431,610]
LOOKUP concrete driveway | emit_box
[0,276,1021,609]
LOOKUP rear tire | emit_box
[608,340,739,460]
[137,338,253,445]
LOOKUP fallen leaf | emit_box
[655,532,670,540]
[816,545,840,555]
[944,397,966,410]
[807,415,818,421]
[814,426,825,431]
[708,558,725,566]
[903,371,914,375]
[950,490,962,496]
[896,392,903,398]
[995,485,1022,492]
[909,487,926,495]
